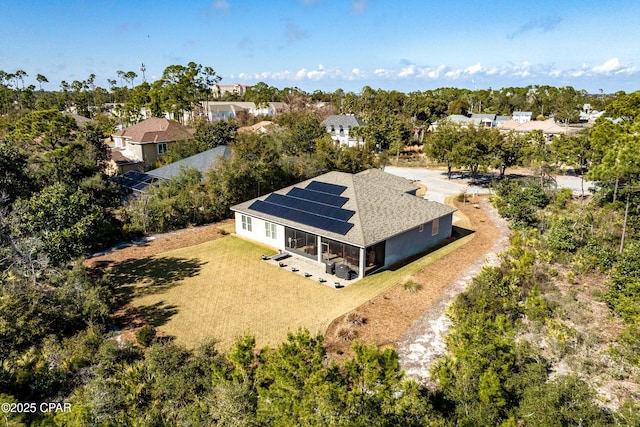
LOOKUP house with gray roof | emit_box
[146,145,231,180]
[322,114,367,147]
[112,145,231,194]
[231,169,456,279]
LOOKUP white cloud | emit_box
[229,59,637,88]
[445,69,463,79]
[427,65,446,79]
[589,58,636,76]
[398,65,416,77]
[465,62,483,75]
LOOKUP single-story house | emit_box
[112,145,231,194]
[109,117,195,173]
[498,118,578,138]
[231,169,457,279]
[323,114,367,147]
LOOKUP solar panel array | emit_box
[111,170,165,192]
[248,180,355,235]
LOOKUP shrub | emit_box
[218,228,229,235]
[403,280,422,293]
[136,325,156,347]
[345,312,366,326]
[336,327,358,342]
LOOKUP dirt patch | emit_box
[324,195,510,363]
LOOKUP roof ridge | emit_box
[350,173,367,247]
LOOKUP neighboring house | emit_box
[109,117,195,173]
[445,114,475,127]
[211,83,251,98]
[579,105,604,123]
[322,114,367,147]
[201,101,286,122]
[238,121,277,134]
[499,118,577,138]
[495,115,512,127]
[433,113,498,130]
[63,112,95,127]
[512,111,533,123]
[231,169,456,279]
[112,145,232,194]
[470,113,497,127]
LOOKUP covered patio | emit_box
[261,250,363,288]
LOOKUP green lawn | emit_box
[110,233,472,350]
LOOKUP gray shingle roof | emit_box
[322,114,367,128]
[232,168,456,247]
[147,145,231,180]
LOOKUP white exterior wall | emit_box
[234,213,285,250]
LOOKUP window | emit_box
[432,218,439,236]
[157,142,168,155]
[265,222,277,239]
[241,215,252,232]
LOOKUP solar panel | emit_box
[112,171,156,192]
[306,181,347,195]
[265,193,355,222]
[249,200,354,235]
[131,181,151,191]
[287,187,348,207]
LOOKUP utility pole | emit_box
[140,63,146,82]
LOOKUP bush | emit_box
[403,280,422,293]
[345,312,366,326]
[336,327,358,342]
[136,325,156,347]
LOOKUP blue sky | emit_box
[1,0,638,93]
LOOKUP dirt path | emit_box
[396,197,509,383]
[323,195,510,366]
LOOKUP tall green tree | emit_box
[425,119,463,178]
